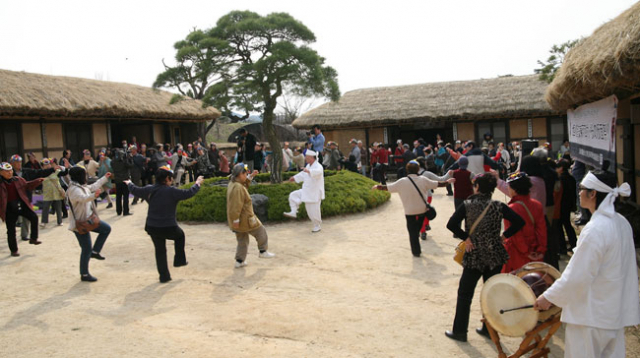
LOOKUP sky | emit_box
[0,0,637,108]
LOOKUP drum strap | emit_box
[514,201,534,225]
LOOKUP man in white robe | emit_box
[534,171,640,358]
[284,150,325,232]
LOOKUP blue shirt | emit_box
[309,133,325,153]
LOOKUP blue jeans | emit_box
[74,221,111,275]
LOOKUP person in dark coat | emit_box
[556,159,578,253]
[1,162,45,256]
[130,146,146,205]
[207,143,220,170]
[125,167,203,283]
[111,149,133,216]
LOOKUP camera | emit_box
[306,131,312,136]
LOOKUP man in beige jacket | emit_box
[226,163,275,268]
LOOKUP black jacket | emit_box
[111,155,133,183]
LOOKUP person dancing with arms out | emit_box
[1,162,44,257]
[67,166,112,282]
[372,160,454,257]
[283,150,325,233]
[534,170,639,358]
[125,166,203,283]
[227,164,276,268]
[445,174,525,342]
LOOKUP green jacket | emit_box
[226,178,261,233]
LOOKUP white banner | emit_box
[567,95,617,172]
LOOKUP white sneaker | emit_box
[234,261,247,268]
[312,225,321,233]
[39,223,47,229]
[259,251,276,259]
[283,211,297,219]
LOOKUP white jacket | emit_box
[543,210,640,329]
[66,176,108,232]
[293,160,325,203]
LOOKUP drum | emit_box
[480,262,562,337]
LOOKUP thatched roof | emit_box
[293,75,559,129]
[546,3,640,110]
[0,69,220,121]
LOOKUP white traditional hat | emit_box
[305,149,317,157]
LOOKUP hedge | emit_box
[176,170,391,222]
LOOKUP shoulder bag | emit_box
[406,176,436,220]
[67,189,100,235]
[454,201,493,266]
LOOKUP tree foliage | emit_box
[154,11,340,182]
[535,39,580,83]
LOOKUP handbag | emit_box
[406,176,437,220]
[454,202,493,266]
[67,191,100,235]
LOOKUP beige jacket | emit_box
[66,176,108,232]
[226,178,261,233]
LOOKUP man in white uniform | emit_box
[534,170,639,358]
[284,150,325,232]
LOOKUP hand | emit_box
[251,170,259,177]
[288,177,296,182]
[36,178,45,184]
[123,180,131,185]
[447,170,454,176]
[232,221,240,229]
[489,169,499,178]
[94,189,102,198]
[105,172,112,178]
[534,295,553,311]
[195,176,204,186]
[464,238,474,252]
[372,185,379,190]
[303,168,310,174]
[446,178,456,184]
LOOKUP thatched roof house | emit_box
[293,75,560,129]
[293,75,565,159]
[545,2,640,110]
[0,69,220,162]
[545,3,640,204]
[0,69,220,121]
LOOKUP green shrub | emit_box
[177,170,390,223]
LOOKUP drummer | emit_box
[534,170,639,358]
[445,174,525,342]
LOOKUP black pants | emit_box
[405,214,426,257]
[452,265,502,334]
[446,183,454,195]
[5,200,38,253]
[115,182,130,215]
[543,216,560,270]
[556,211,577,253]
[145,225,186,282]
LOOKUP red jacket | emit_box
[0,176,43,222]
[502,194,547,273]
[394,147,405,164]
[377,148,389,165]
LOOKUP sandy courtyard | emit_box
[1,189,638,358]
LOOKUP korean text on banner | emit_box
[567,95,617,173]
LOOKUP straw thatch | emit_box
[293,75,558,129]
[546,3,640,110]
[0,69,220,121]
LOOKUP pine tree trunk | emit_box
[263,110,283,183]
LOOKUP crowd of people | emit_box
[1,127,638,357]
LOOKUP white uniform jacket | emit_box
[543,210,640,330]
[293,160,325,203]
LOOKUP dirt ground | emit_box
[1,189,639,358]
